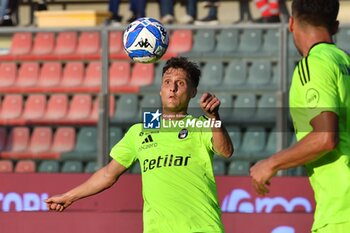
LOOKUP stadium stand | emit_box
[37,62,62,87]
[53,31,78,55]
[14,159,36,173]
[31,32,55,56]
[0,62,17,87]
[38,160,60,173]
[227,160,250,176]
[61,160,83,173]
[0,159,13,173]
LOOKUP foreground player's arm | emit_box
[200,92,233,158]
[250,111,338,195]
[45,160,127,212]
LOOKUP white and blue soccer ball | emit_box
[123,17,169,63]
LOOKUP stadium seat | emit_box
[53,31,78,55]
[187,29,216,56]
[255,93,277,121]
[288,32,299,57]
[237,29,263,55]
[66,94,92,120]
[15,62,39,87]
[227,126,242,152]
[130,63,154,86]
[139,94,161,109]
[112,94,139,123]
[222,60,247,89]
[0,94,23,119]
[140,61,165,92]
[232,93,257,121]
[37,62,62,87]
[14,160,36,173]
[83,61,101,87]
[212,160,226,176]
[187,94,204,117]
[214,28,239,55]
[60,127,97,162]
[0,160,13,173]
[336,28,350,53]
[109,127,123,149]
[261,29,280,55]
[84,161,100,173]
[109,31,123,55]
[31,32,55,55]
[61,161,83,173]
[165,29,193,56]
[227,161,250,176]
[246,60,272,87]
[44,94,68,120]
[198,61,224,90]
[38,160,60,173]
[215,93,233,121]
[238,127,267,158]
[109,61,131,87]
[260,129,277,157]
[0,62,17,87]
[0,128,7,151]
[22,94,47,120]
[76,31,100,55]
[28,127,53,154]
[60,62,84,87]
[51,127,76,153]
[89,95,116,120]
[4,127,30,153]
[10,32,32,55]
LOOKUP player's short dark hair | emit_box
[162,57,201,88]
[292,0,339,32]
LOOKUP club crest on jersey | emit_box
[178,128,188,139]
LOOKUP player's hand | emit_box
[45,194,73,212]
[250,159,276,196]
[200,92,220,119]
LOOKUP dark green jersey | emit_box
[289,43,350,230]
[110,115,224,233]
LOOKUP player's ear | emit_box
[191,88,197,98]
[288,16,294,32]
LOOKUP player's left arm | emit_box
[200,92,233,158]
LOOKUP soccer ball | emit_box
[123,17,169,63]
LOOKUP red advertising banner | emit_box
[0,174,315,233]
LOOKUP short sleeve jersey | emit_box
[110,115,224,233]
[289,43,350,230]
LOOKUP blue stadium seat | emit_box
[185,29,216,57]
[61,161,83,173]
[213,28,239,56]
[237,127,267,159]
[212,159,226,175]
[221,60,247,90]
[336,28,350,53]
[246,60,272,88]
[112,94,139,123]
[261,29,280,56]
[227,160,250,176]
[255,93,277,122]
[236,29,263,55]
[198,61,224,90]
[232,93,257,121]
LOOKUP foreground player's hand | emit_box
[45,194,73,212]
[200,92,220,119]
[250,159,276,196]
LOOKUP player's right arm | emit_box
[45,160,127,212]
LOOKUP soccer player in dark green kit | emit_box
[250,0,350,232]
[45,57,233,233]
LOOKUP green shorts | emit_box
[312,221,350,233]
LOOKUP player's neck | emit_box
[300,28,333,56]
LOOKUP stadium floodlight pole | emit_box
[97,25,110,167]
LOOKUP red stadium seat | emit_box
[15,62,39,87]
[51,127,76,153]
[0,160,13,173]
[66,94,92,120]
[54,31,78,55]
[37,62,62,87]
[0,95,23,120]
[130,63,154,86]
[14,160,36,173]
[109,61,130,87]
[165,29,193,57]
[10,32,32,55]
[89,95,115,120]
[60,62,84,87]
[22,94,47,120]
[31,32,55,55]
[28,127,53,153]
[109,31,123,55]
[83,61,101,87]
[0,63,17,87]
[44,94,68,120]
[76,31,100,55]
[5,127,30,152]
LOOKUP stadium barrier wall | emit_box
[0,174,314,233]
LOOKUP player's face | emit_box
[160,68,196,113]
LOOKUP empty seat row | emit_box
[0,29,192,61]
[0,126,123,161]
[0,159,99,173]
[0,61,155,93]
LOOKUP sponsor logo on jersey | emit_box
[138,135,158,151]
[305,88,319,108]
[143,154,191,172]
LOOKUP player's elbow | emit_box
[320,132,339,151]
[218,145,234,159]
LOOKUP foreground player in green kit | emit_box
[45,57,233,233]
[250,0,350,232]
